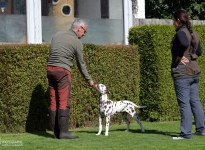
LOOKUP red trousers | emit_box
[47,66,71,111]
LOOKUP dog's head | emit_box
[95,84,111,95]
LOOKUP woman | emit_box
[170,10,205,140]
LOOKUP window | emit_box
[61,4,72,16]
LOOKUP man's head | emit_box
[71,18,87,39]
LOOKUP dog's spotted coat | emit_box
[95,84,147,136]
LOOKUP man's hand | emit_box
[176,56,189,65]
[89,80,94,87]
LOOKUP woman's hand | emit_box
[176,56,189,65]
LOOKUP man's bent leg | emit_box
[57,69,78,139]
[58,85,78,139]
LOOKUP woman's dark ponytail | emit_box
[173,10,197,52]
[186,20,197,52]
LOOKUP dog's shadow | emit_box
[77,128,178,137]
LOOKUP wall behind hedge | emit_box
[129,25,205,121]
[0,44,140,133]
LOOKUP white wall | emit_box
[134,0,145,18]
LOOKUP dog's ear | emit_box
[106,89,111,94]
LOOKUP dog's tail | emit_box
[135,105,147,108]
[132,102,147,108]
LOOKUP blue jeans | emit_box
[174,75,205,138]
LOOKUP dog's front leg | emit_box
[96,114,102,135]
[105,116,110,136]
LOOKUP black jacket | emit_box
[170,25,202,79]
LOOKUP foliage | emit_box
[129,24,205,121]
[0,44,50,133]
[145,0,205,20]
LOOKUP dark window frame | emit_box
[100,0,109,19]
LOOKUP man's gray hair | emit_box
[71,18,87,29]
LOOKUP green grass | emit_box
[1,121,205,150]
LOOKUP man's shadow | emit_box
[25,84,53,138]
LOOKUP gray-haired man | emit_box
[47,18,94,139]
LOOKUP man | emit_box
[47,18,94,139]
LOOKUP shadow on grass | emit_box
[28,131,54,138]
[77,128,179,137]
[128,129,179,137]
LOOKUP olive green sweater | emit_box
[47,29,92,82]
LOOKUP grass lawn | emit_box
[1,121,205,150]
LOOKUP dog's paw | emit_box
[105,132,109,136]
[96,132,101,135]
[141,130,145,133]
[125,129,129,132]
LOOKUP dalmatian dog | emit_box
[95,84,147,136]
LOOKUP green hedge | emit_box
[0,44,140,133]
[129,25,205,121]
[0,44,50,133]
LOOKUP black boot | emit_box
[58,109,79,139]
[50,110,60,139]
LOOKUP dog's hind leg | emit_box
[132,113,145,132]
[122,112,130,132]
[96,114,103,135]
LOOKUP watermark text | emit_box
[0,138,23,147]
